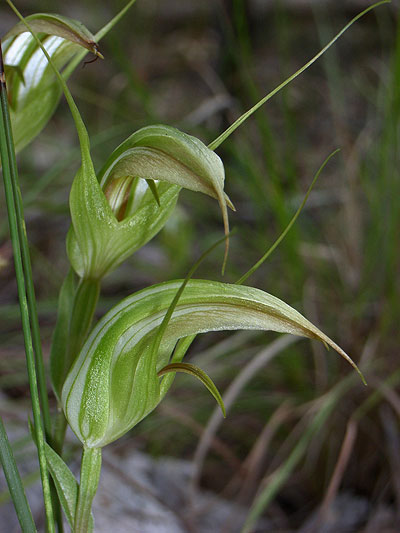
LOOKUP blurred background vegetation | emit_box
[1,0,399,531]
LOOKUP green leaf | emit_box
[50,269,77,403]
[158,362,226,417]
[62,279,362,448]
[42,442,78,529]
[0,417,37,532]
[28,419,93,531]
[50,270,100,402]
[2,13,100,153]
[44,442,94,532]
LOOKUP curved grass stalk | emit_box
[208,1,390,151]
[236,149,340,286]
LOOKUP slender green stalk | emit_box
[0,49,55,533]
[95,0,138,41]
[236,149,340,285]
[74,447,102,533]
[0,417,37,532]
[208,0,390,150]
[0,48,52,440]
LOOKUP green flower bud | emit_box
[66,125,234,280]
[2,13,101,153]
[61,279,360,449]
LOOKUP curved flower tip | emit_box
[3,13,102,58]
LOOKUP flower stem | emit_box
[75,447,102,533]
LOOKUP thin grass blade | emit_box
[0,49,55,532]
[0,417,36,532]
[241,375,356,533]
[0,38,52,440]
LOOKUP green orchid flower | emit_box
[66,124,234,280]
[62,279,360,449]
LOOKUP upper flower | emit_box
[67,124,234,280]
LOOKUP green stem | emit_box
[0,47,55,533]
[0,44,52,441]
[75,447,102,533]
